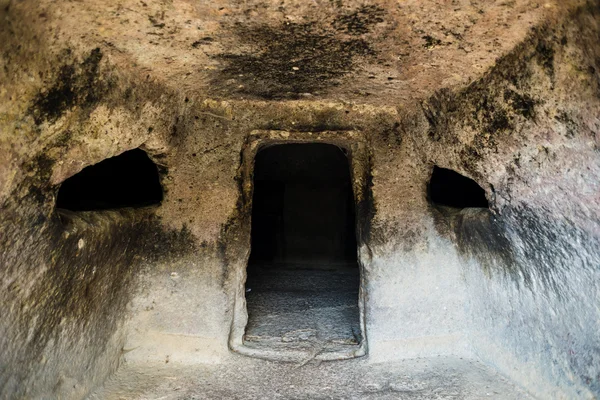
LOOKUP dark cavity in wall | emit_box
[244,143,361,353]
[428,166,489,209]
[56,148,163,211]
[427,167,524,285]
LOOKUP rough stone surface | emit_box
[0,0,599,399]
[243,265,361,361]
[89,356,535,400]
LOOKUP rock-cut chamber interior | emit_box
[243,143,362,355]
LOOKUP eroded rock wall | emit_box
[413,6,600,397]
[0,11,195,396]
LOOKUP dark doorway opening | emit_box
[244,143,361,356]
[428,166,489,209]
[56,148,163,211]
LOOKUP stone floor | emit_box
[89,356,534,399]
[243,264,362,358]
[88,265,536,399]
[89,266,536,399]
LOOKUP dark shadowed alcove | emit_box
[56,148,163,211]
[244,143,361,355]
[428,166,489,209]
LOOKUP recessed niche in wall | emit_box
[428,166,489,209]
[56,148,163,211]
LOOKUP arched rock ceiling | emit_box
[1,0,580,104]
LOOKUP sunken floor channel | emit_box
[244,143,362,357]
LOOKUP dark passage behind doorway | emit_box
[244,143,361,357]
